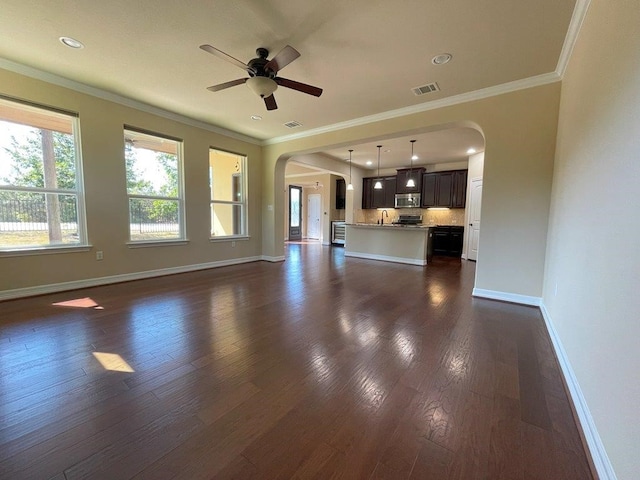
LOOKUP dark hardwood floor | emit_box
[0,244,593,479]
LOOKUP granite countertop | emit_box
[350,223,431,229]
[349,223,464,229]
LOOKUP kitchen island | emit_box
[344,223,433,266]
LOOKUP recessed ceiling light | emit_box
[384,149,391,153]
[366,160,373,166]
[467,148,476,154]
[432,53,452,65]
[250,115,262,121]
[59,36,84,49]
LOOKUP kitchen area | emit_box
[342,166,469,266]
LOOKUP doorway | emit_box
[289,185,302,241]
[307,194,321,240]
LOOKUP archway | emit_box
[270,120,486,259]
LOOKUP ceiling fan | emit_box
[199,44,323,111]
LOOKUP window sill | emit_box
[209,235,250,243]
[127,239,189,249]
[0,244,92,257]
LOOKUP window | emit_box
[209,148,247,238]
[0,97,86,251]
[124,128,184,242]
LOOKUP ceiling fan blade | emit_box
[199,44,256,74]
[275,77,323,97]
[206,78,247,92]
[265,45,300,73]
[264,94,278,111]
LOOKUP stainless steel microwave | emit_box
[395,193,421,208]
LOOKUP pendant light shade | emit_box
[374,145,383,189]
[347,149,354,191]
[406,140,417,188]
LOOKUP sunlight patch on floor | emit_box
[92,352,135,372]
[52,297,104,309]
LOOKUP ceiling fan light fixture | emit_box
[246,76,278,98]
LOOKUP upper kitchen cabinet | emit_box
[336,178,346,210]
[422,170,468,208]
[436,172,454,206]
[395,167,425,194]
[422,173,437,207]
[452,170,468,208]
[362,176,396,209]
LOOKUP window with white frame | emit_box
[0,96,87,251]
[209,148,247,238]
[124,128,184,242]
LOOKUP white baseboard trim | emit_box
[472,288,541,306]
[344,251,427,266]
[540,303,617,480]
[261,255,285,262]
[0,255,265,301]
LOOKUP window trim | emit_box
[209,148,248,239]
[0,98,88,253]
[124,127,186,244]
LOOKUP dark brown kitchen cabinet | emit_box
[421,170,468,208]
[431,226,464,256]
[452,170,468,208]
[421,173,437,207]
[436,172,453,206]
[362,176,396,209]
[336,178,346,210]
[395,167,425,194]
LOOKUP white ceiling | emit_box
[1,0,577,167]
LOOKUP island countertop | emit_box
[349,223,431,229]
[344,224,432,266]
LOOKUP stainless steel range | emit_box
[394,214,422,226]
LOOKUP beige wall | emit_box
[543,0,640,478]
[0,68,263,293]
[264,84,560,297]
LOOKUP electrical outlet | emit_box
[96,250,103,261]
[554,283,558,296]
[232,241,236,247]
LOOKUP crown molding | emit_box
[1,0,589,150]
[0,57,262,146]
[556,0,591,78]
[264,71,561,146]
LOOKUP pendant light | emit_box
[373,145,383,190]
[346,149,354,191]
[406,140,417,188]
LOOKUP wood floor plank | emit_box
[0,245,593,479]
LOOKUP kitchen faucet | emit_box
[380,209,388,225]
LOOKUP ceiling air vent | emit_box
[284,120,303,129]
[412,82,440,96]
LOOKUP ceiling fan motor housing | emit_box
[248,48,276,78]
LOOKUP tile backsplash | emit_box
[356,208,465,226]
